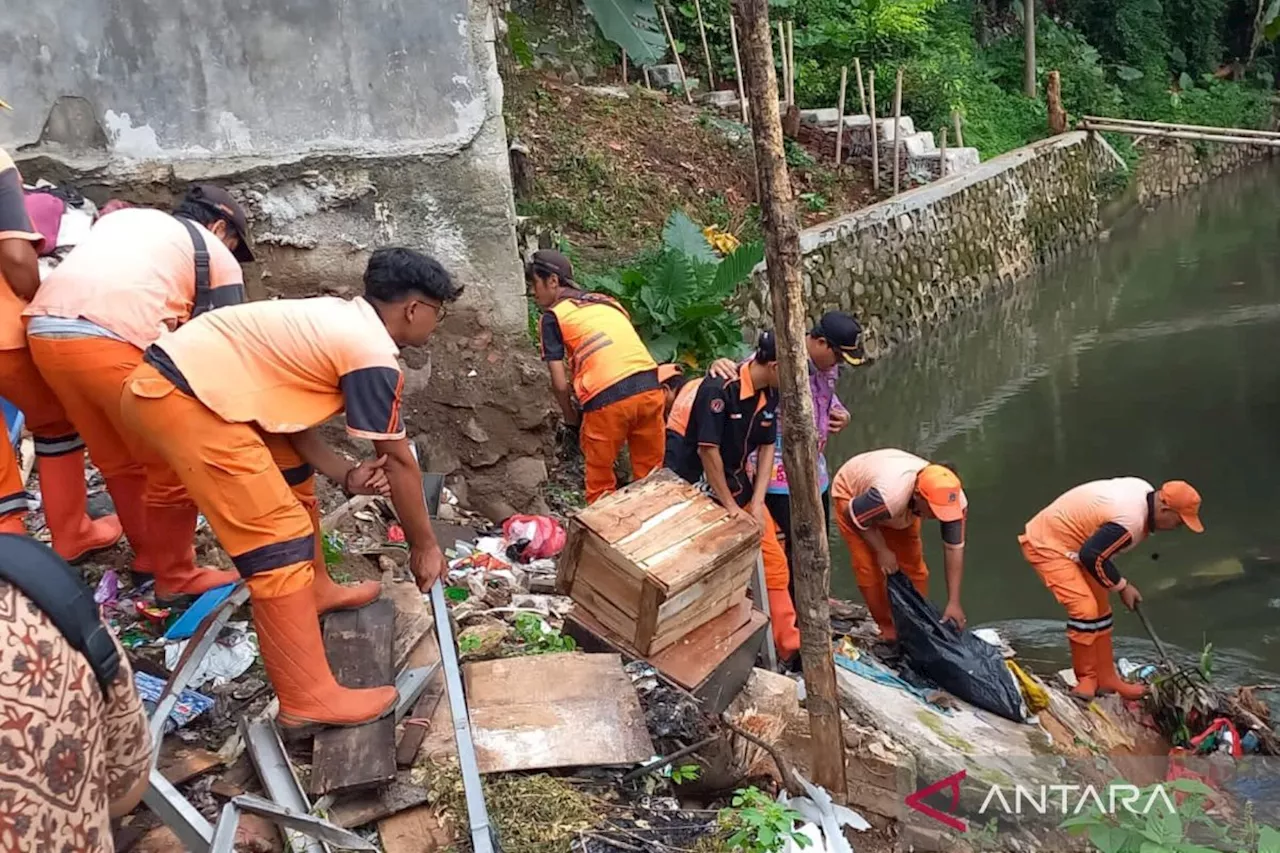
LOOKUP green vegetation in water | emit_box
[1060,778,1280,853]
[717,786,811,853]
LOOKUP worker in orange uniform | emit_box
[664,333,800,664]
[120,247,457,730]
[24,185,255,603]
[0,147,121,558]
[831,449,969,642]
[1019,478,1203,700]
[527,250,665,503]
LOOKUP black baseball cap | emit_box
[185,184,254,263]
[755,330,777,363]
[527,249,575,286]
[811,311,865,365]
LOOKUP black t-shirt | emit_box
[666,366,778,507]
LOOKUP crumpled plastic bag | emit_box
[887,572,1029,722]
[503,514,566,561]
[778,771,870,853]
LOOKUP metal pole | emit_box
[834,66,848,166]
[869,70,879,191]
[750,554,778,670]
[730,13,748,124]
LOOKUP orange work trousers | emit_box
[0,346,84,528]
[580,386,666,504]
[834,496,928,641]
[761,508,800,660]
[1019,537,1113,645]
[120,363,315,600]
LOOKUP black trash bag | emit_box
[887,572,1028,722]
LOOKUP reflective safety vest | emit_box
[665,377,704,437]
[549,293,657,407]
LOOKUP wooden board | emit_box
[328,772,431,828]
[464,653,654,773]
[156,744,223,786]
[311,598,397,796]
[383,573,432,672]
[396,680,444,768]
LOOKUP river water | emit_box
[826,162,1280,683]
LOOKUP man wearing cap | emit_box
[22,184,259,602]
[1019,478,1203,700]
[665,333,800,663]
[527,250,666,504]
[831,449,969,642]
[0,146,122,560]
[707,311,864,576]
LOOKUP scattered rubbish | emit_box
[136,670,214,733]
[778,772,870,853]
[1118,657,1158,681]
[163,583,239,641]
[502,514,566,561]
[1007,659,1051,713]
[164,621,257,689]
[94,569,119,606]
[136,600,172,625]
[834,651,954,714]
[887,573,1028,722]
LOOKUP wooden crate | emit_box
[556,469,760,655]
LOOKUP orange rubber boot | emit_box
[253,584,397,730]
[37,452,122,563]
[300,499,380,614]
[1069,638,1098,700]
[147,502,239,604]
[103,472,156,576]
[1095,631,1147,700]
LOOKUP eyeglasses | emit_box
[418,300,447,321]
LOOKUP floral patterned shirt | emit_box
[0,582,151,852]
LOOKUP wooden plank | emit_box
[465,653,654,773]
[311,598,397,796]
[624,503,730,565]
[328,772,430,828]
[649,587,747,654]
[156,744,223,786]
[379,805,454,853]
[574,470,697,542]
[569,575,638,639]
[555,524,586,593]
[396,675,445,768]
[634,583,663,654]
[383,574,432,672]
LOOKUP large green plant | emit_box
[583,211,763,367]
[581,0,668,66]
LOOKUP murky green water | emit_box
[827,162,1280,682]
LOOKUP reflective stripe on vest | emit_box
[549,293,657,405]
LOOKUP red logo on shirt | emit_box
[710,399,725,413]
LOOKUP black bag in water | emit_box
[886,573,1027,722]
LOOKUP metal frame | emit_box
[750,553,779,670]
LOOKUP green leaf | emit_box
[1115,65,1144,82]
[645,333,679,362]
[1142,808,1183,846]
[661,210,717,263]
[1179,72,1194,91]
[1169,46,1187,68]
[1086,825,1133,853]
[710,241,766,297]
[444,586,470,602]
[584,273,627,298]
[1138,844,1174,853]
[581,0,667,66]
[1259,826,1280,853]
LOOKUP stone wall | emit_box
[737,131,1112,358]
[2,0,524,330]
[1129,137,1276,206]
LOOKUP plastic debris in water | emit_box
[93,570,119,606]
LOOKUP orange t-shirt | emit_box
[832,448,969,531]
[24,208,244,350]
[0,149,44,350]
[1022,477,1152,559]
[143,296,406,440]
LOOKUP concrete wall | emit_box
[1,0,524,330]
[737,132,1112,359]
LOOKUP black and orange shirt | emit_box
[665,362,777,507]
[539,289,658,411]
[143,296,406,441]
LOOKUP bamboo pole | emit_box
[658,3,694,104]
[777,22,788,106]
[692,0,716,90]
[1081,122,1280,148]
[854,57,867,114]
[787,21,796,107]
[731,0,847,800]
[892,66,903,195]
[622,50,628,84]
[939,126,948,178]
[1081,115,1280,139]
[869,69,879,191]
[643,65,652,88]
[730,14,748,124]
[834,66,847,166]
[952,109,964,147]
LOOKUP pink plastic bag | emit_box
[23,192,63,255]
[502,515,566,561]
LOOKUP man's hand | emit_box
[877,548,900,575]
[410,545,448,591]
[748,499,768,529]
[345,456,392,496]
[829,407,850,433]
[707,358,738,380]
[1119,582,1143,611]
[940,600,967,630]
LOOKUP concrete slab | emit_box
[800,107,841,126]
[945,147,981,172]
[878,116,916,141]
[646,64,683,88]
[702,90,740,109]
[904,131,937,156]
[843,114,873,128]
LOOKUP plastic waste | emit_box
[886,573,1029,722]
[135,671,214,733]
[502,514,567,561]
[164,621,257,689]
[778,771,870,853]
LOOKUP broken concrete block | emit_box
[702,90,740,109]
[843,114,873,128]
[646,64,683,88]
[904,131,937,157]
[726,667,801,722]
[800,107,841,126]
[878,116,916,141]
[944,147,981,172]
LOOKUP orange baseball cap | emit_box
[1158,481,1204,533]
[916,464,965,522]
[657,363,684,384]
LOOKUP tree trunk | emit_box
[732,0,847,800]
[1024,0,1036,97]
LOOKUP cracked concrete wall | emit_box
[1,0,524,330]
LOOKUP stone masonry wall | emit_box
[737,131,1112,358]
[1129,137,1276,206]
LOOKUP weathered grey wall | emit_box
[737,132,1112,359]
[1,0,524,330]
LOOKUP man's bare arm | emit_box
[0,238,39,301]
[547,361,578,425]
